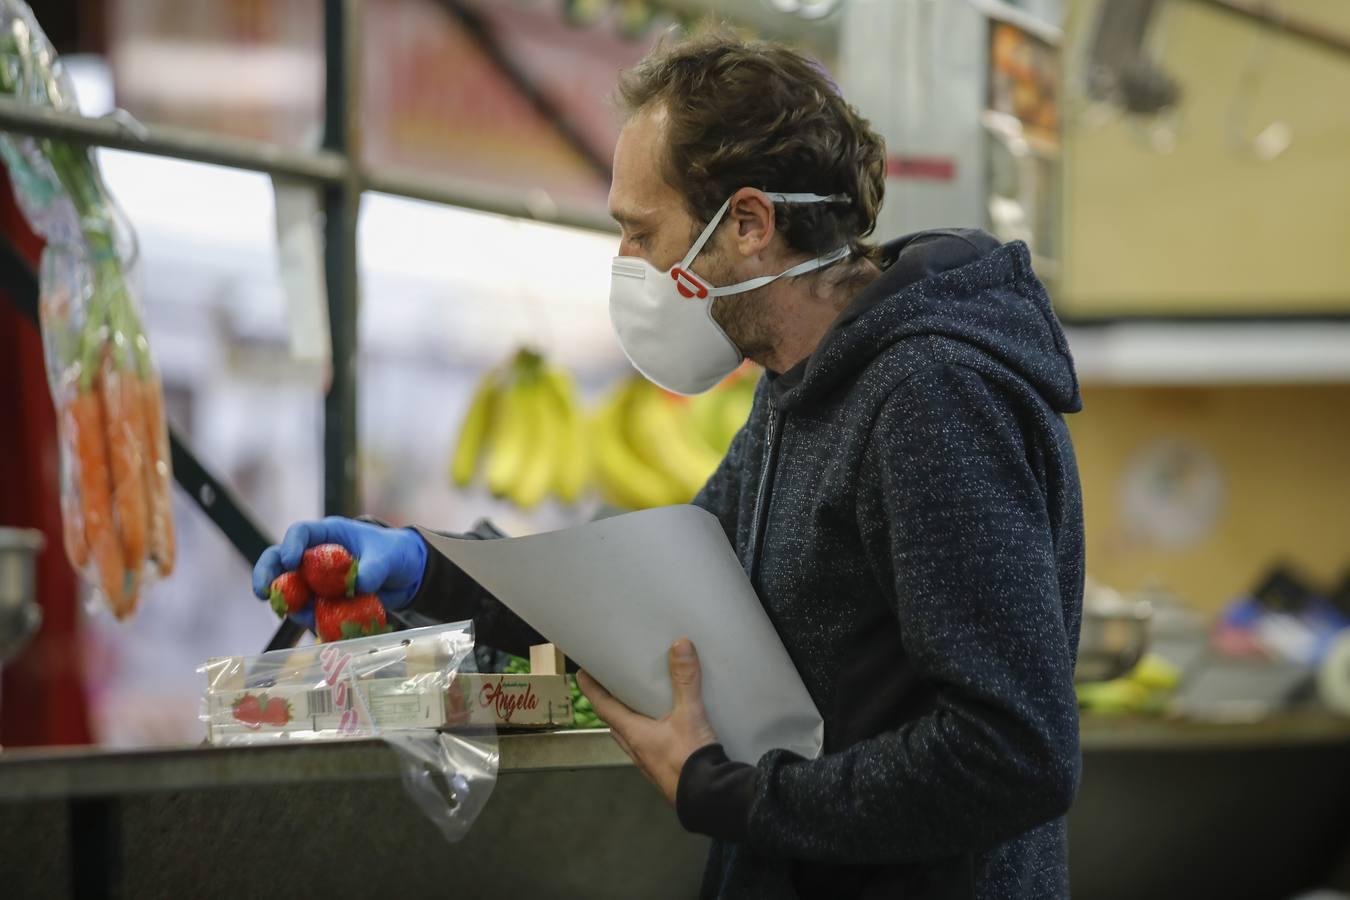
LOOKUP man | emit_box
[253,32,1084,900]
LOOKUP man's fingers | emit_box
[609,725,638,761]
[252,546,284,599]
[353,551,390,595]
[290,604,316,632]
[578,670,642,732]
[668,638,704,712]
[277,522,315,570]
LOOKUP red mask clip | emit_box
[671,267,709,300]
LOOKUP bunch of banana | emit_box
[591,376,727,510]
[687,368,758,455]
[450,350,591,509]
[1075,654,1182,716]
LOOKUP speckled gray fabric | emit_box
[684,232,1085,899]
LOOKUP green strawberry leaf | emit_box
[269,591,287,617]
[345,559,359,596]
[340,620,362,639]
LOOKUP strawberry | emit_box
[261,696,291,726]
[268,570,311,617]
[301,543,357,597]
[315,594,391,643]
[231,693,263,728]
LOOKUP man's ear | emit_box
[726,188,777,259]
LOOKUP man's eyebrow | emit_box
[609,208,648,228]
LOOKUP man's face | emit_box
[608,106,774,359]
[608,106,698,269]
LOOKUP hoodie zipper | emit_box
[747,405,783,585]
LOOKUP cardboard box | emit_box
[448,674,573,729]
[205,676,454,742]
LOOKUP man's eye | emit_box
[628,232,648,247]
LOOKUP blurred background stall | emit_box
[0,1,1349,898]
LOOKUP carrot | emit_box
[68,385,125,615]
[101,358,149,581]
[138,366,175,576]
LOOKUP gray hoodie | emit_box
[413,229,1085,900]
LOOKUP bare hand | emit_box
[577,638,718,806]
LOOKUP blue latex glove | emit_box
[251,516,428,631]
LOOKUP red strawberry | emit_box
[261,696,291,726]
[231,694,263,728]
[315,594,391,643]
[268,571,311,617]
[301,544,357,597]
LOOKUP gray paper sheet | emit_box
[419,505,823,763]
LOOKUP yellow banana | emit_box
[628,382,722,500]
[449,370,499,488]
[719,380,756,448]
[485,365,535,499]
[541,366,591,504]
[688,388,732,454]
[509,374,561,510]
[592,379,683,509]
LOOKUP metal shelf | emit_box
[1065,321,1350,384]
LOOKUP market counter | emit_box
[0,730,707,900]
[2,715,1350,899]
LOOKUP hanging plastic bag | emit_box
[200,620,500,842]
[0,2,175,618]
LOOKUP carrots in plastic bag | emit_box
[101,358,149,615]
[68,385,126,615]
[138,366,175,576]
[58,412,90,569]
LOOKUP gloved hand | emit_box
[252,516,428,631]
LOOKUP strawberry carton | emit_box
[204,675,460,742]
[446,644,574,729]
[200,620,491,744]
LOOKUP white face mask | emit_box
[609,192,851,395]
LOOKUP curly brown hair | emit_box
[617,30,886,262]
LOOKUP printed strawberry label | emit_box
[230,692,292,729]
[449,675,572,727]
[319,643,360,735]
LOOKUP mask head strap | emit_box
[705,245,853,297]
[677,192,849,272]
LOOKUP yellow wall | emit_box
[1061,0,1350,316]
[1070,383,1350,613]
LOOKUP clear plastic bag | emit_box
[0,2,175,618]
[200,620,500,842]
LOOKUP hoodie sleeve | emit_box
[408,530,549,658]
[700,363,1080,864]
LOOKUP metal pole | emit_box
[322,0,362,520]
[261,0,366,653]
[0,101,617,236]
[0,98,349,182]
[365,165,619,235]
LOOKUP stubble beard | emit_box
[702,246,775,362]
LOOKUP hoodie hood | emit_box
[770,228,1081,414]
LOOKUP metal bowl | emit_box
[1075,579,1153,683]
[0,527,44,663]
